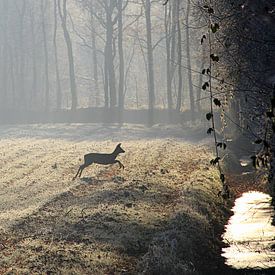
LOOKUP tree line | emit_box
[0,0,206,122]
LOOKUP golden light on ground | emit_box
[222,191,275,269]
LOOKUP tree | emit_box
[58,0,78,110]
[41,0,50,112]
[185,0,195,121]
[143,0,155,124]
[53,0,62,110]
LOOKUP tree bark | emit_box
[58,0,77,111]
[117,0,125,112]
[53,0,62,110]
[144,0,155,125]
[30,7,38,109]
[18,0,26,109]
[186,0,195,120]
[176,0,183,112]
[41,0,50,112]
[90,3,99,107]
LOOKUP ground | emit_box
[0,123,228,274]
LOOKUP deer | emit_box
[72,143,125,180]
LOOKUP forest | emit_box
[0,0,274,274]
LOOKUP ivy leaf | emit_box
[217,142,227,150]
[202,82,209,90]
[211,23,220,33]
[207,68,211,75]
[203,5,214,14]
[208,7,214,14]
[210,54,219,62]
[254,139,262,144]
[266,111,274,118]
[251,155,257,168]
[201,34,207,44]
[206,112,213,120]
[213,98,221,107]
[210,157,220,165]
[207,128,214,134]
[263,140,269,148]
[217,142,222,148]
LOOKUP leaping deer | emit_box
[73,143,125,180]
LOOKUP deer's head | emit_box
[115,143,125,154]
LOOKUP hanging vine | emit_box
[201,2,229,199]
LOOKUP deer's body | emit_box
[73,143,125,180]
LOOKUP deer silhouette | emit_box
[73,143,125,180]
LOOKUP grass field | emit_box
[0,124,229,274]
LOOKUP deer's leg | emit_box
[73,166,82,180]
[78,164,89,178]
[115,160,124,169]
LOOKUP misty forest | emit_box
[0,0,274,274]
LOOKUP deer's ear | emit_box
[118,143,122,146]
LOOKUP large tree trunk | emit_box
[41,0,50,112]
[197,45,206,112]
[144,0,155,125]
[90,4,99,107]
[165,1,177,111]
[58,0,77,111]
[103,43,109,108]
[8,46,16,107]
[106,1,116,108]
[117,0,125,113]
[0,0,8,110]
[176,0,183,112]
[30,7,38,109]
[186,0,195,121]
[53,0,62,110]
[18,0,26,109]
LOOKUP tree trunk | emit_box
[41,0,50,112]
[53,0,62,110]
[117,0,125,112]
[58,0,77,111]
[117,0,125,124]
[30,7,38,109]
[144,0,155,125]
[0,0,8,110]
[197,45,206,112]
[18,0,26,109]
[90,4,99,107]
[186,0,195,120]
[105,1,116,108]
[176,0,183,112]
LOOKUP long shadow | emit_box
[9,189,225,274]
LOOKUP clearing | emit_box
[0,123,227,274]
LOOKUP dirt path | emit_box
[0,124,226,274]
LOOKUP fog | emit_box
[0,0,204,125]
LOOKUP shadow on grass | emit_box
[7,176,229,274]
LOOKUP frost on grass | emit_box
[0,124,226,274]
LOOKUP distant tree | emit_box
[185,0,195,120]
[165,0,176,111]
[143,0,155,125]
[176,0,183,112]
[53,0,62,110]
[41,0,50,112]
[58,0,78,110]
